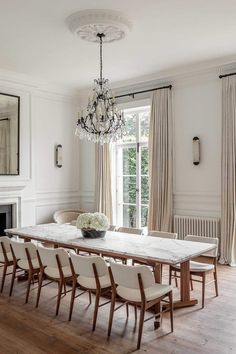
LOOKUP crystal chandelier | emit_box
[75,33,125,144]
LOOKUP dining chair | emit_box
[10,240,41,303]
[116,227,143,235]
[108,260,173,350]
[53,209,85,224]
[36,246,73,315]
[108,225,117,231]
[148,231,178,239]
[0,236,15,293]
[69,252,111,330]
[169,235,219,308]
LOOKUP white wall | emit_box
[0,72,79,226]
[77,70,222,218]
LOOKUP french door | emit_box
[115,106,150,228]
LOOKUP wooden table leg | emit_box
[173,260,198,309]
[153,263,161,329]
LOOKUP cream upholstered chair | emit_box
[169,235,219,308]
[36,246,73,315]
[69,252,111,330]
[53,209,85,224]
[116,227,143,235]
[10,240,40,303]
[108,261,173,350]
[149,231,177,239]
[108,225,117,231]
[0,237,14,293]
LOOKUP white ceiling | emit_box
[0,0,236,90]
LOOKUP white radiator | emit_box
[173,215,220,240]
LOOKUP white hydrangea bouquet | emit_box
[76,212,109,238]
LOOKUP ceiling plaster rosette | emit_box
[66,9,132,43]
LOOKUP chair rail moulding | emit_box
[35,190,80,208]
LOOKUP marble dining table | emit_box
[5,223,217,309]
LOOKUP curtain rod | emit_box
[115,84,172,99]
[219,72,236,79]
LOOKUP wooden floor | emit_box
[0,264,235,354]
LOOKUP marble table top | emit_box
[5,223,217,265]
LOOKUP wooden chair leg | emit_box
[25,270,33,304]
[63,282,67,295]
[202,273,206,308]
[36,270,44,308]
[214,269,219,297]
[56,281,63,316]
[190,275,194,291]
[134,305,137,323]
[9,262,17,297]
[107,291,116,337]
[169,268,172,285]
[174,271,178,288]
[126,303,129,318]
[1,263,7,293]
[68,279,77,321]
[88,290,92,305]
[169,291,174,332]
[92,290,100,331]
[137,305,145,350]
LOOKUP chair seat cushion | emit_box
[18,258,40,270]
[0,251,13,263]
[116,283,172,302]
[44,265,72,279]
[77,274,111,290]
[173,261,214,272]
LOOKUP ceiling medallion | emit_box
[66,9,132,43]
[66,9,132,144]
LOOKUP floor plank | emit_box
[0,264,235,354]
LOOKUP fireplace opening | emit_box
[0,205,12,235]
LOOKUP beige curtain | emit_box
[95,143,113,223]
[148,88,173,231]
[220,76,236,265]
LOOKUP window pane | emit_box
[123,204,137,228]
[123,176,136,204]
[141,176,149,204]
[140,111,150,142]
[141,206,148,227]
[122,114,136,142]
[123,147,136,175]
[141,147,148,175]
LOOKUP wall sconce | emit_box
[56,144,62,168]
[193,137,200,165]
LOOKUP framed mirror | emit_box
[0,93,20,175]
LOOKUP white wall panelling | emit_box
[0,72,79,226]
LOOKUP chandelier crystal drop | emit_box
[75,33,125,144]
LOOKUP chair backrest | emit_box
[11,240,37,260]
[0,236,11,254]
[110,260,155,289]
[148,231,177,239]
[37,246,70,268]
[108,225,117,231]
[184,235,218,257]
[116,227,143,235]
[53,209,85,224]
[70,252,108,278]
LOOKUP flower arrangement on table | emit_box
[76,212,109,238]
